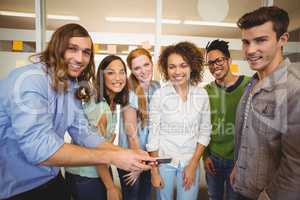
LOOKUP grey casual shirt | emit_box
[234,58,300,200]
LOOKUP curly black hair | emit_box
[159,41,204,86]
[205,39,230,58]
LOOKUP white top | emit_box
[146,81,211,167]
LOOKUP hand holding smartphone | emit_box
[145,157,172,165]
[155,157,172,164]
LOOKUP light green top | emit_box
[204,76,250,160]
[65,98,117,178]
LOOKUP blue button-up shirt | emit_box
[0,63,104,199]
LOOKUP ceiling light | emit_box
[105,17,181,24]
[197,0,229,21]
[47,14,80,21]
[163,19,181,24]
[97,50,108,54]
[0,11,35,18]
[121,50,153,55]
[0,10,80,21]
[183,20,237,27]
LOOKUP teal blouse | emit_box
[65,98,117,178]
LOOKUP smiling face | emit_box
[206,49,231,82]
[64,37,92,78]
[130,55,153,85]
[241,21,288,78]
[103,59,127,97]
[167,53,191,88]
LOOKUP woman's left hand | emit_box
[109,133,116,143]
[107,185,122,200]
[123,170,141,186]
[182,163,197,191]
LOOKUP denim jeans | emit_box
[236,193,253,200]
[65,172,107,200]
[7,172,70,200]
[158,163,200,200]
[118,169,152,200]
[205,154,236,200]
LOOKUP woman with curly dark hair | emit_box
[147,41,211,200]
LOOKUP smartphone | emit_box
[144,157,172,165]
[155,157,172,164]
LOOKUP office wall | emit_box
[0,51,254,81]
[0,28,274,80]
[0,52,31,79]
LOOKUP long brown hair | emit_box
[126,48,152,128]
[96,55,129,108]
[32,23,96,95]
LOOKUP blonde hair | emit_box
[126,48,152,128]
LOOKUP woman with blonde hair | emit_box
[118,48,160,200]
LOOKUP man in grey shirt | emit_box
[230,6,300,200]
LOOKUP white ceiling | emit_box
[0,0,299,38]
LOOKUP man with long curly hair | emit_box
[0,23,154,200]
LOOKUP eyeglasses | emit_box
[206,57,228,67]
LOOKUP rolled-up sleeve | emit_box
[128,91,139,110]
[10,72,64,164]
[146,90,161,152]
[197,89,211,146]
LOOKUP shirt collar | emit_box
[252,58,290,94]
[214,75,245,92]
[67,79,77,92]
[164,81,198,102]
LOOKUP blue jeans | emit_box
[205,154,236,200]
[159,163,200,200]
[65,172,107,200]
[118,169,152,200]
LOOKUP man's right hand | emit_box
[110,149,155,172]
[230,164,237,186]
[204,157,216,176]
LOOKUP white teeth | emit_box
[112,82,123,86]
[174,76,184,80]
[70,63,81,69]
[247,56,261,62]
